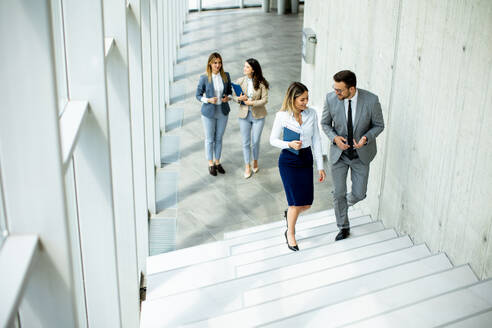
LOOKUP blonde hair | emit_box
[206,52,228,83]
[280,82,308,114]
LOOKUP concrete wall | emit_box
[302,0,492,279]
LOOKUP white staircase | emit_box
[140,208,492,327]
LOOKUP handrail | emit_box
[0,235,39,327]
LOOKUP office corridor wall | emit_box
[301,0,492,279]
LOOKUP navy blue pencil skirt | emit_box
[278,147,314,206]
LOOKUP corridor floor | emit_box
[161,6,334,249]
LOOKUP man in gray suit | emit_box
[321,70,384,241]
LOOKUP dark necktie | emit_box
[347,99,354,150]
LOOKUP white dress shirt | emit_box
[344,89,358,125]
[270,107,324,170]
[246,77,254,111]
[246,78,254,98]
[201,73,230,105]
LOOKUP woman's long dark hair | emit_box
[246,58,269,90]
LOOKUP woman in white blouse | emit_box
[270,82,326,251]
[195,52,232,176]
[232,58,269,178]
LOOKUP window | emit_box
[0,168,8,249]
[50,0,69,115]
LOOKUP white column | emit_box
[162,0,171,105]
[62,0,122,325]
[166,0,174,83]
[239,0,244,8]
[172,0,178,64]
[150,0,162,168]
[157,0,167,132]
[0,0,78,326]
[140,0,157,215]
[102,0,140,326]
[127,0,150,276]
[278,0,286,14]
[291,0,299,14]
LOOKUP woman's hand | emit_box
[244,99,253,106]
[237,93,248,101]
[208,97,218,104]
[222,95,230,103]
[318,169,326,182]
[288,140,302,150]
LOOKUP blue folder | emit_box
[283,127,300,155]
[231,82,246,105]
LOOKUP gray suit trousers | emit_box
[331,154,369,229]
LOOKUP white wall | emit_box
[302,0,492,279]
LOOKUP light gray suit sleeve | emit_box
[321,94,337,143]
[364,97,384,144]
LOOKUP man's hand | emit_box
[334,136,350,150]
[222,95,230,103]
[288,140,302,150]
[208,97,218,104]
[353,136,367,149]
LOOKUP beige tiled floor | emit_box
[161,6,334,249]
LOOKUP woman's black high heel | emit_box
[284,229,299,251]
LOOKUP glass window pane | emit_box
[244,0,261,6]
[188,0,198,10]
[0,168,8,249]
[50,0,69,115]
[202,0,237,9]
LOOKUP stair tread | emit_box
[147,211,368,275]
[141,238,446,327]
[146,222,386,298]
[442,308,492,328]
[223,207,364,239]
[341,278,492,328]
[242,244,432,306]
[182,265,477,328]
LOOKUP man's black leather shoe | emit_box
[335,228,350,241]
[208,165,217,176]
[215,164,225,174]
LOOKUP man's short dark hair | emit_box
[333,70,357,89]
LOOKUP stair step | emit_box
[235,229,398,277]
[184,265,476,327]
[230,215,372,255]
[146,222,386,298]
[141,235,423,326]
[147,214,372,275]
[442,308,492,328]
[223,207,365,239]
[342,277,491,328]
[242,244,432,306]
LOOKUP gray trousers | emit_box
[330,154,370,229]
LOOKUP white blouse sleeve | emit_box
[270,112,290,149]
[311,109,324,170]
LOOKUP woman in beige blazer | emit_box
[232,58,269,178]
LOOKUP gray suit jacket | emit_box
[321,89,384,165]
